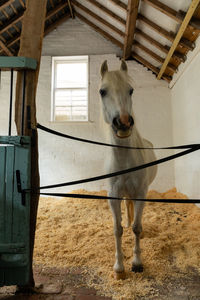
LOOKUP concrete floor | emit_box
[0,264,200,300]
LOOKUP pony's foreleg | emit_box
[132,199,145,272]
[109,199,124,275]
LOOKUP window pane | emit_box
[56,62,87,88]
[54,89,88,121]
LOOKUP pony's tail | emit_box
[124,200,134,228]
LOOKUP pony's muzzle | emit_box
[112,115,134,138]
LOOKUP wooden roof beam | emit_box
[46,0,69,19]
[109,0,127,11]
[0,0,15,11]
[67,0,74,18]
[138,13,195,51]
[0,3,72,55]
[135,28,186,62]
[72,0,125,37]
[0,9,25,35]
[75,11,124,49]
[142,0,200,31]
[132,51,171,82]
[123,0,139,59]
[134,40,177,73]
[0,37,13,55]
[84,0,126,25]
[157,0,200,80]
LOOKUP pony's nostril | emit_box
[129,116,134,127]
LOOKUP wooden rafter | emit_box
[138,13,195,51]
[135,28,186,62]
[132,52,171,82]
[134,40,177,73]
[109,0,127,11]
[157,0,200,80]
[75,11,124,49]
[0,0,15,11]
[0,10,25,35]
[46,1,68,19]
[67,0,74,18]
[123,0,139,59]
[72,0,125,37]
[84,0,126,25]
[142,0,200,31]
[0,37,13,55]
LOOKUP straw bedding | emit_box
[34,188,200,299]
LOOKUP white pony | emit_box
[99,60,157,279]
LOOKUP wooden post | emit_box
[123,0,139,59]
[15,0,47,288]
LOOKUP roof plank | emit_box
[123,0,139,59]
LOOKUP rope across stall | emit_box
[21,123,200,204]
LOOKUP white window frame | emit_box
[51,55,89,122]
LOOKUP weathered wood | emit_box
[157,0,200,80]
[76,11,124,49]
[72,0,125,37]
[15,0,47,287]
[138,13,195,51]
[85,0,126,25]
[123,0,139,59]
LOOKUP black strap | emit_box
[25,146,200,191]
[37,192,200,204]
[37,123,200,151]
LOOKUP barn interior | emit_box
[0,0,200,299]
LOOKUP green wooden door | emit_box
[0,136,31,286]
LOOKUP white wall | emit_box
[171,37,200,200]
[0,18,174,193]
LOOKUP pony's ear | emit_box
[101,60,108,77]
[120,60,128,72]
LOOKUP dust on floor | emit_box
[33,188,200,300]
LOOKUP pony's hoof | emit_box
[114,271,126,280]
[132,264,143,273]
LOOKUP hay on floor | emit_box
[34,188,200,300]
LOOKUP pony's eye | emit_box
[129,88,134,96]
[99,88,107,97]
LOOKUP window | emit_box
[51,56,88,121]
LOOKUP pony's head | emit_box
[99,60,134,138]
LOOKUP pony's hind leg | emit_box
[132,199,145,272]
[109,199,124,276]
